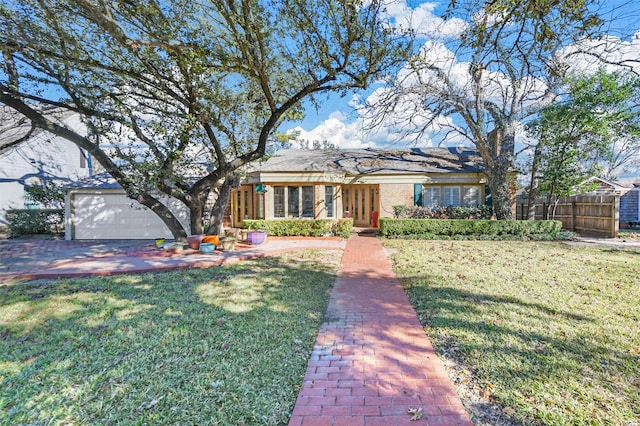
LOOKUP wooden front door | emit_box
[343,185,379,227]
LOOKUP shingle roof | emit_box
[257,148,484,175]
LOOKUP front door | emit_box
[343,184,379,227]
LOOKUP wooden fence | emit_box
[516,195,619,237]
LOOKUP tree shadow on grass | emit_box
[402,275,640,425]
[0,253,337,426]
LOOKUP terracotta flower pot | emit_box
[187,234,205,250]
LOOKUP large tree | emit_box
[366,0,607,219]
[0,0,408,239]
[525,68,640,218]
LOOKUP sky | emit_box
[282,0,640,153]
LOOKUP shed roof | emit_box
[255,148,484,175]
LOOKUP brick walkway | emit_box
[289,234,472,426]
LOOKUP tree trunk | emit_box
[486,166,514,220]
[189,200,204,236]
[484,127,515,220]
[527,142,543,220]
[207,175,240,236]
[137,193,188,241]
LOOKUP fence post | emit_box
[612,195,620,238]
[571,201,577,232]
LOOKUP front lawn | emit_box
[385,240,640,425]
[0,250,338,425]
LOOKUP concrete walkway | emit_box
[289,234,472,426]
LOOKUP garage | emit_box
[65,175,190,240]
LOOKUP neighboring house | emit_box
[579,177,640,227]
[0,106,93,224]
[230,148,513,228]
[65,173,190,240]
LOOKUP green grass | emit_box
[385,240,640,426]
[0,250,339,425]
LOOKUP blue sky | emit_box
[282,0,640,152]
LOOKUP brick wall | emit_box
[379,183,413,218]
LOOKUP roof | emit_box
[581,176,637,193]
[65,172,208,190]
[256,148,485,175]
[66,148,485,190]
[65,172,122,190]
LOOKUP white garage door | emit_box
[72,191,190,239]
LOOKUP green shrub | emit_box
[379,218,563,240]
[242,218,353,238]
[6,209,65,236]
[333,218,353,239]
[392,205,493,219]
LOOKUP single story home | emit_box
[230,148,513,228]
[64,173,190,239]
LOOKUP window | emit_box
[301,186,314,218]
[421,185,482,208]
[274,187,285,218]
[274,185,315,218]
[288,186,299,217]
[422,187,441,208]
[443,187,461,206]
[325,186,334,217]
[463,186,481,206]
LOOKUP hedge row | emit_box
[242,218,353,238]
[5,209,65,236]
[379,218,563,239]
[393,205,493,220]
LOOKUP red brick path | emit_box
[289,234,473,426]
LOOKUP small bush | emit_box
[242,218,353,238]
[379,218,563,240]
[6,209,65,236]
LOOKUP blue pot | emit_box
[199,243,216,254]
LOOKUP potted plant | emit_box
[247,229,267,245]
[199,242,216,254]
[186,234,205,250]
[202,235,219,246]
[220,236,237,251]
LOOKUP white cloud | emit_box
[288,111,374,149]
[557,31,640,75]
[286,2,640,152]
[382,1,466,39]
